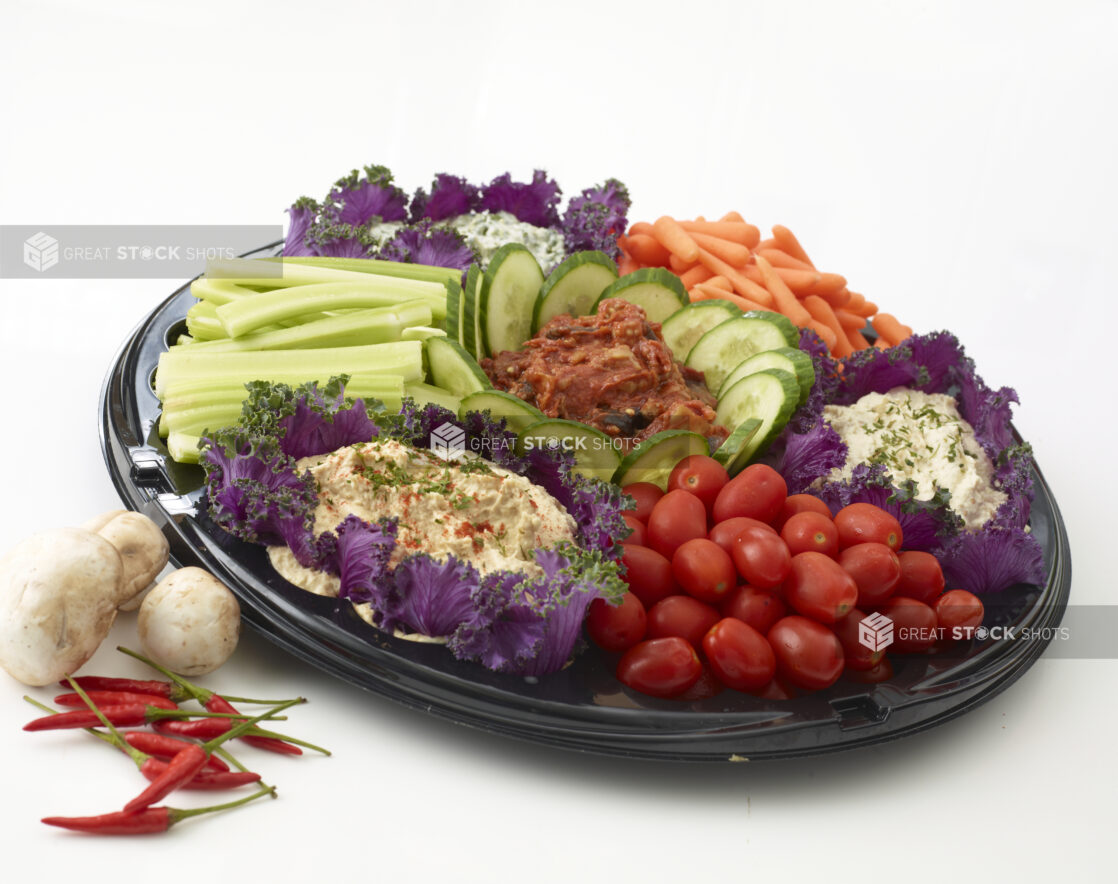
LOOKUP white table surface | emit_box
[1,1,1114,880]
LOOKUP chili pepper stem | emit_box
[170,784,278,823]
[65,675,130,746]
[201,699,302,754]
[243,726,332,756]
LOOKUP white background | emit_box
[1,0,1115,879]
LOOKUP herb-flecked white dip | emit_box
[822,388,1007,530]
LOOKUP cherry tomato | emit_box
[834,502,903,551]
[839,542,901,608]
[586,592,647,652]
[773,493,833,531]
[832,607,886,671]
[878,596,938,652]
[619,543,677,608]
[621,513,647,547]
[672,538,737,604]
[647,595,722,647]
[784,551,859,623]
[711,464,788,525]
[667,455,730,516]
[730,524,792,589]
[843,656,895,683]
[721,585,788,635]
[935,589,985,640]
[895,550,946,604]
[780,511,839,558]
[708,517,776,556]
[621,482,663,524]
[767,615,845,691]
[647,489,708,559]
[616,637,703,698]
[703,618,776,692]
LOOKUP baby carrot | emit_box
[771,225,815,268]
[689,231,751,266]
[668,253,695,274]
[871,313,913,347]
[847,327,871,350]
[804,319,838,351]
[703,275,734,291]
[756,248,814,272]
[695,248,774,307]
[803,295,854,358]
[653,216,700,263]
[690,284,771,313]
[617,253,641,275]
[679,220,760,248]
[625,233,672,267]
[678,265,714,288]
[834,308,868,331]
[628,221,656,238]
[719,211,746,223]
[753,253,811,325]
[772,266,825,296]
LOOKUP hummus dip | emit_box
[268,438,578,612]
[822,388,1007,529]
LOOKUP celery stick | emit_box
[404,382,462,413]
[206,257,418,287]
[263,255,460,286]
[167,432,203,464]
[186,300,229,341]
[184,302,433,353]
[160,374,407,407]
[190,278,261,305]
[400,326,448,342]
[216,281,446,338]
[154,342,424,397]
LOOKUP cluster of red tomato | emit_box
[588,456,986,700]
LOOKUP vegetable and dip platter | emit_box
[95,166,1070,761]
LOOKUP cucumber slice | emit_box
[460,390,546,433]
[480,244,545,355]
[660,300,744,362]
[401,325,448,342]
[461,265,480,353]
[593,268,687,324]
[426,337,491,399]
[685,314,796,394]
[712,418,763,475]
[611,430,710,490]
[444,277,462,341]
[718,346,816,406]
[715,369,801,465]
[742,310,800,348]
[517,419,622,483]
[532,251,618,332]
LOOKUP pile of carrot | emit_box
[616,213,913,357]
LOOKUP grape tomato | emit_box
[667,454,729,515]
[672,538,737,603]
[621,482,664,524]
[647,595,722,648]
[711,463,787,525]
[616,637,703,698]
[619,543,677,608]
[647,489,708,558]
[586,592,647,653]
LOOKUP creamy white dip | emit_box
[822,388,1006,529]
[267,438,577,601]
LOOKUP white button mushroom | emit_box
[0,528,124,686]
[138,567,241,676]
[81,510,170,611]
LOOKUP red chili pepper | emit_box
[153,718,234,740]
[139,759,262,790]
[24,704,150,732]
[125,744,208,813]
[61,676,175,698]
[205,695,303,756]
[123,732,229,772]
[54,691,178,711]
[42,807,171,835]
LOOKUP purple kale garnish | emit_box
[305,222,375,259]
[771,416,848,495]
[480,170,562,228]
[449,569,545,673]
[376,221,477,274]
[322,164,409,227]
[377,554,480,637]
[561,178,631,259]
[937,523,1047,595]
[831,340,928,406]
[331,515,399,605]
[282,196,319,257]
[278,388,379,461]
[410,173,481,222]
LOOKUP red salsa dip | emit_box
[480,299,727,452]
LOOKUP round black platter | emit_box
[98,246,1072,761]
